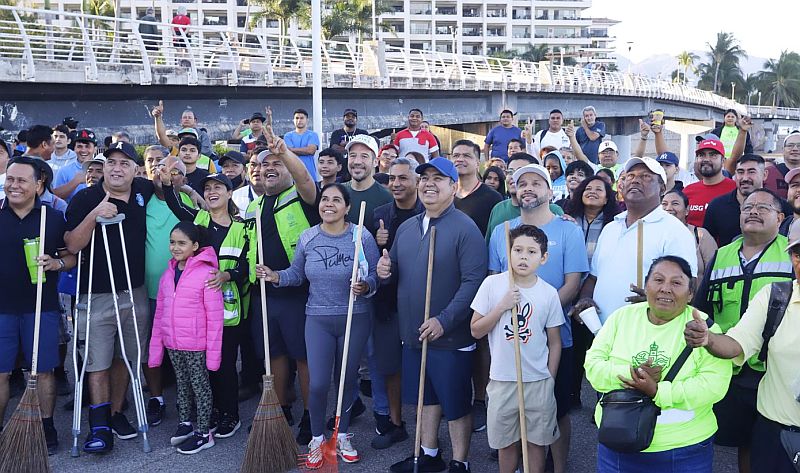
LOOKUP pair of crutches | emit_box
[71,214,151,456]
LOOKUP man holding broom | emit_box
[0,157,77,456]
[377,157,486,473]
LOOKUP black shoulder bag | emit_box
[597,318,712,453]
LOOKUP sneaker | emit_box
[296,410,312,445]
[390,452,448,473]
[214,413,241,439]
[147,398,165,427]
[327,397,366,430]
[374,413,392,435]
[336,434,359,463]
[176,431,214,454]
[43,422,58,456]
[209,409,220,434]
[448,460,471,473]
[472,400,487,432]
[371,421,409,450]
[305,437,324,469]
[282,405,295,426]
[110,412,138,439]
[170,422,194,446]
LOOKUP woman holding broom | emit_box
[256,182,380,469]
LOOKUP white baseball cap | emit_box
[624,156,667,184]
[512,163,552,189]
[786,219,800,252]
[345,134,379,157]
[81,155,106,171]
[599,140,618,153]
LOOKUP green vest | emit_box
[706,234,793,371]
[193,211,250,326]
[244,185,311,269]
[196,154,212,171]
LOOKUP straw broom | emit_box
[505,222,529,473]
[0,204,51,473]
[240,206,298,473]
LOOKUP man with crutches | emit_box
[0,157,76,455]
[377,157,487,473]
[65,142,154,454]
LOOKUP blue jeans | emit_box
[366,334,389,415]
[597,437,714,473]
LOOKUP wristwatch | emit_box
[57,258,65,271]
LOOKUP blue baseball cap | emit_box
[655,151,679,166]
[415,157,458,182]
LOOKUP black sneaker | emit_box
[448,460,471,473]
[371,421,409,450]
[176,431,214,454]
[374,413,392,435]
[359,379,372,398]
[147,398,165,427]
[296,410,311,445]
[209,408,220,434]
[110,412,137,439]
[389,452,447,473]
[214,413,241,439]
[43,422,58,456]
[327,397,366,430]
[171,422,194,446]
[471,400,486,432]
[281,405,295,426]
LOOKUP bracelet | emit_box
[640,135,648,141]
[57,258,65,271]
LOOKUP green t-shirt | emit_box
[485,199,564,244]
[585,303,732,452]
[144,193,194,299]
[720,125,739,159]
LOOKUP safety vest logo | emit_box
[504,301,532,343]
[632,341,671,368]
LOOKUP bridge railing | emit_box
[0,5,747,113]
[749,105,800,120]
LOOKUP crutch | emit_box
[412,225,436,473]
[97,214,151,453]
[71,231,97,457]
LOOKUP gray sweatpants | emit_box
[305,314,372,437]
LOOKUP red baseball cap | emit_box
[696,139,725,156]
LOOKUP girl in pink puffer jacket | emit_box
[149,222,223,454]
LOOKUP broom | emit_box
[505,221,530,473]
[240,205,298,473]
[412,225,436,473]
[0,204,51,473]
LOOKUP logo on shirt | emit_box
[504,301,532,343]
[136,193,144,207]
[632,341,671,368]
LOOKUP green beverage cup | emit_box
[23,237,46,285]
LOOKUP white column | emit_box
[312,0,323,142]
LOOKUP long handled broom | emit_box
[0,204,51,473]
[316,201,368,472]
[412,225,436,473]
[240,206,298,473]
[505,221,530,473]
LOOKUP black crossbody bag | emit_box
[597,319,711,453]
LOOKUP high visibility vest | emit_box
[705,234,793,372]
[196,154,213,171]
[193,211,250,326]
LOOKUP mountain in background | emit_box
[615,50,770,83]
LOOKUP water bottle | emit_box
[223,286,235,304]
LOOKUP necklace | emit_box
[458,180,481,199]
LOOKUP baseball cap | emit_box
[599,140,618,153]
[201,173,233,191]
[103,141,138,161]
[696,138,725,156]
[655,151,679,167]
[416,157,458,182]
[512,164,552,189]
[785,167,800,184]
[63,116,79,127]
[695,133,720,143]
[219,150,246,166]
[74,129,97,145]
[177,127,199,139]
[345,134,378,157]
[343,108,358,117]
[784,130,800,146]
[159,157,187,175]
[786,219,800,253]
[249,112,266,123]
[624,156,667,184]
[81,155,106,171]
[165,129,179,138]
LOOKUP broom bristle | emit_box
[240,375,298,473]
[0,379,51,473]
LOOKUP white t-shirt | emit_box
[590,206,698,323]
[232,184,257,218]
[471,273,564,382]
[530,128,570,157]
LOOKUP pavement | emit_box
[8,372,741,473]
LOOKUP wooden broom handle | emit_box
[413,225,436,459]
[636,219,644,288]
[31,205,47,376]
[254,202,272,375]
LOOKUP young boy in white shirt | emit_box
[470,224,563,473]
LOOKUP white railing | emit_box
[749,105,800,120]
[0,5,747,113]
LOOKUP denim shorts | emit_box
[597,436,714,473]
[402,346,473,421]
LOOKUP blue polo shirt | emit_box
[576,121,606,164]
[485,125,522,161]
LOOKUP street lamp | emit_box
[731,82,736,101]
[758,91,762,107]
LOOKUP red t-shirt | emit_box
[684,178,737,227]
[172,14,191,33]
[393,129,439,161]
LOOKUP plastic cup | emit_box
[23,237,45,285]
[579,306,602,335]
[651,110,664,126]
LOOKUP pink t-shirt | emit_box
[684,178,736,227]
[394,129,439,161]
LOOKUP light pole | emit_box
[731,82,736,101]
[372,0,377,40]
[626,41,633,74]
[758,91,762,107]
[312,0,322,145]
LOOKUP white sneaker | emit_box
[306,437,324,469]
[336,434,360,463]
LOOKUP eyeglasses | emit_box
[741,203,777,214]
[786,143,800,149]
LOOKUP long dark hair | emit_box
[482,166,507,196]
[566,175,619,227]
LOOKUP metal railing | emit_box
[0,5,751,114]
[748,105,800,120]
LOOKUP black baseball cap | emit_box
[103,141,138,161]
[73,129,97,145]
[343,108,358,117]
[201,173,233,190]
[63,116,79,127]
[250,112,266,123]
[219,150,246,166]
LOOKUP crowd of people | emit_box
[0,102,799,473]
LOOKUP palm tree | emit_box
[757,50,800,107]
[518,43,550,63]
[676,50,698,85]
[322,0,390,39]
[249,0,310,38]
[698,32,746,93]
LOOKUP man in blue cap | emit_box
[655,151,683,193]
[378,157,486,473]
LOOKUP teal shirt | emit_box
[144,193,193,299]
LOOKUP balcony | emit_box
[462,28,481,36]
[410,27,431,34]
[486,28,505,36]
[435,7,456,15]
[512,11,531,20]
[410,8,431,14]
[486,8,507,17]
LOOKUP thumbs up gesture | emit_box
[376,219,389,247]
[377,248,392,280]
[92,192,118,220]
[684,308,709,348]
[152,100,164,118]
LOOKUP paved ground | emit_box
[7,372,738,473]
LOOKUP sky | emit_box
[587,1,794,64]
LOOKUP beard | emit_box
[698,163,719,178]
[520,194,548,210]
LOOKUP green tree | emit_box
[517,43,550,63]
[322,0,390,39]
[698,32,746,94]
[757,50,800,107]
[676,50,699,85]
[249,0,310,37]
